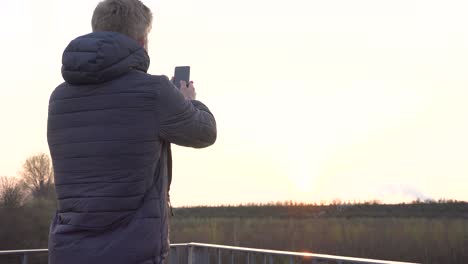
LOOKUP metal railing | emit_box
[168,243,418,264]
[0,249,47,264]
[0,243,419,264]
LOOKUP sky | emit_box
[1,0,468,206]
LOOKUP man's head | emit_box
[92,0,153,51]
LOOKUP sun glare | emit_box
[285,157,320,194]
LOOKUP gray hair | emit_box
[92,0,153,41]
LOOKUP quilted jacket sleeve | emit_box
[158,76,217,148]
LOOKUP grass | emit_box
[170,217,468,264]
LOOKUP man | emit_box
[47,0,217,263]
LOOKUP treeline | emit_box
[0,153,56,209]
[0,153,56,263]
[173,199,468,218]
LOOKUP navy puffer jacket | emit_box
[47,32,216,264]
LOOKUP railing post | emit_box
[21,253,28,264]
[188,245,194,264]
[204,247,210,264]
[217,249,222,264]
[188,245,206,264]
[169,247,176,264]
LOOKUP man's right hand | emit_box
[160,76,217,148]
[179,80,196,100]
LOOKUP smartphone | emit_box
[173,66,190,89]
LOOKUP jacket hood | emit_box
[61,31,150,85]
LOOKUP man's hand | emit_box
[179,80,196,100]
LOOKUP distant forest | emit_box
[173,199,468,218]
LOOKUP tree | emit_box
[20,153,55,200]
[0,176,24,208]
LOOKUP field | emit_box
[170,216,468,264]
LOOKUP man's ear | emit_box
[138,37,149,51]
[137,38,145,47]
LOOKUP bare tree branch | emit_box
[20,153,55,199]
[0,176,24,208]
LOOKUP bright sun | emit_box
[292,174,314,193]
[286,160,317,194]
